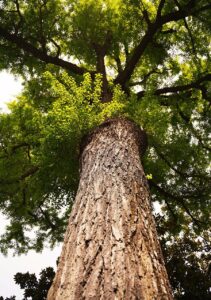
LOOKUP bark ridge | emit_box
[48,118,173,300]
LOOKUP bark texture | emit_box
[47,118,173,300]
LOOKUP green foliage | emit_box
[13,267,55,300]
[0,267,55,300]
[158,224,211,299]
[0,72,128,253]
[1,68,210,254]
[0,0,210,297]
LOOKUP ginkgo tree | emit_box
[0,0,210,299]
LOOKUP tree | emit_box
[3,233,210,299]
[157,216,211,299]
[0,267,54,300]
[0,297,16,300]
[14,267,55,300]
[0,0,210,298]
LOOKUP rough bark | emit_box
[47,118,173,300]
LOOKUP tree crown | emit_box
[0,0,210,271]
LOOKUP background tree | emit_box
[14,267,55,300]
[0,267,55,300]
[2,233,210,299]
[157,215,211,299]
[0,0,210,298]
[0,296,16,300]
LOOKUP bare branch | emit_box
[143,9,151,26]
[20,166,39,181]
[161,2,211,24]
[139,0,151,26]
[114,24,158,87]
[0,142,31,159]
[161,29,176,34]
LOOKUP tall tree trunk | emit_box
[47,118,173,300]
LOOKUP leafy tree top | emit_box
[0,0,210,254]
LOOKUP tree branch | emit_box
[153,144,210,181]
[115,1,211,88]
[39,206,56,230]
[150,180,205,226]
[50,38,61,58]
[92,32,112,102]
[13,0,24,34]
[114,56,123,73]
[0,26,93,76]
[0,166,39,184]
[114,23,158,87]
[160,2,211,24]
[137,74,211,99]
[156,0,166,18]
[129,69,160,86]
[173,0,197,55]
[176,103,211,151]
[0,142,29,159]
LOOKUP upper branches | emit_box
[114,1,211,89]
[0,25,93,76]
[156,0,166,19]
[137,74,211,100]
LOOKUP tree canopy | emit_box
[0,267,55,300]
[0,0,210,297]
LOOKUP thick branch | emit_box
[0,166,39,184]
[160,2,211,24]
[0,26,92,76]
[93,45,109,101]
[156,0,166,18]
[93,33,112,102]
[115,2,211,87]
[137,74,211,99]
[13,0,24,34]
[114,23,158,87]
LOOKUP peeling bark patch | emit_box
[47,118,173,300]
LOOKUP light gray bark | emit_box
[47,118,173,300]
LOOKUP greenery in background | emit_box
[0,267,55,300]
[0,0,210,298]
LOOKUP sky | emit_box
[0,71,62,299]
